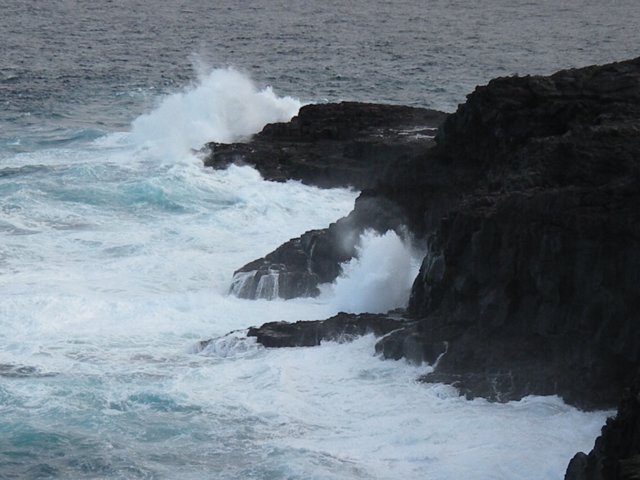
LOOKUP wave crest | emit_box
[130,67,301,158]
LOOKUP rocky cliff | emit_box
[205,57,640,478]
[386,57,640,410]
[205,102,445,299]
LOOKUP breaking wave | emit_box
[330,230,421,313]
[130,67,301,158]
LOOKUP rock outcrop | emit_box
[203,57,640,477]
[207,102,445,300]
[204,101,446,190]
[228,195,408,299]
[216,60,640,405]
[246,312,405,348]
[369,57,640,409]
[201,57,640,480]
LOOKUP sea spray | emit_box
[130,67,301,158]
[329,230,421,313]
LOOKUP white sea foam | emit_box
[184,336,610,480]
[130,67,301,158]
[0,70,610,480]
[329,230,421,313]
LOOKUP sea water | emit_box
[3,1,640,478]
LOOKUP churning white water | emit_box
[0,69,609,479]
[131,66,302,154]
[328,230,421,314]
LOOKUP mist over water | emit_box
[2,0,638,478]
[329,230,421,314]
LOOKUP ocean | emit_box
[2,1,639,478]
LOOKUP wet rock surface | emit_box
[219,59,640,407]
[210,102,445,300]
[246,312,406,348]
[373,324,447,365]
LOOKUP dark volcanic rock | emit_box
[246,312,405,348]
[217,102,445,300]
[565,376,640,480]
[373,57,640,409]
[434,57,640,175]
[374,324,448,365]
[204,101,446,190]
[212,57,640,411]
[200,57,640,477]
[405,183,640,409]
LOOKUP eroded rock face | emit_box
[434,57,640,174]
[399,57,640,408]
[204,102,446,190]
[203,57,640,477]
[374,324,448,365]
[229,235,325,300]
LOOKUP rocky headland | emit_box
[204,102,446,300]
[203,57,640,478]
[204,101,446,190]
